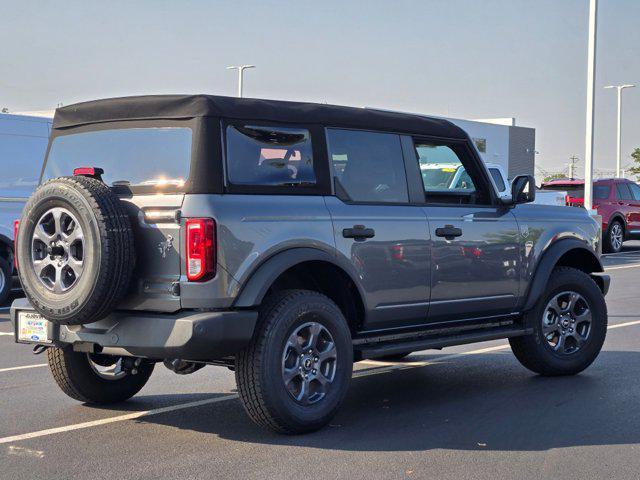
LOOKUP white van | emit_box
[0,113,51,303]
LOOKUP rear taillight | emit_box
[185,218,215,282]
[13,220,19,269]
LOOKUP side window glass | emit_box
[594,185,611,199]
[226,125,315,186]
[415,143,476,193]
[327,129,408,203]
[616,183,633,200]
[630,183,640,201]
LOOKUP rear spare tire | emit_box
[16,176,135,325]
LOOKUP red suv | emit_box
[541,178,640,253]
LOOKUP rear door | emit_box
[42,122,193,312]
[325,128,431,330]
[626,183,640,234]
[615,183,635,231]
[411,139,520,322]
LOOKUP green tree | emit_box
[627,148,640,180]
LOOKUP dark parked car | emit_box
[12,95,608,434]
[541,177,640,253]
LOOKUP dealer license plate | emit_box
[17,311,52,344]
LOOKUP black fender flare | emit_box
[522,238,604,312]
[233,247,365,309]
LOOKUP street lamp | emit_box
[583,0,598,212]
[604,84,635,178]
[226,65,255,98]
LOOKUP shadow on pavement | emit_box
[131,350,640,452]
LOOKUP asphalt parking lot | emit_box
[1,245,640,480]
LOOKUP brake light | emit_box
[73,167,104,180]
[13,220,19,269]
[74,167,94,176]
[185,218,215,281]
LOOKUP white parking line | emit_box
[0,395,237,445]
[1,319,639,445]
[0,332,14,336]
[0,320,640,444]
[604,263,640,271]
[0,364,47,373]
[608,319,640,329]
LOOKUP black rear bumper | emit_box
[10,298,258,361]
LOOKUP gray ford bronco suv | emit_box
[11,95,609,434]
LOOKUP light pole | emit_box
[583,0,598,212]
[604,84,635,178]
[226,65,255,98]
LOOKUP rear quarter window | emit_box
[225,125,315,186]
[594,185,610,199]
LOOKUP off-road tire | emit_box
[235,290,353,434]
[603,219,624,253]
[47,346,154,404]
[509,267,607,376]
[0,256,11,305]
[17,176,135,325]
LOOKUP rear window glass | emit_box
[542,184,584,198]
[44,127,192,188]
[225,125,315,186]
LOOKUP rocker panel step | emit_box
[355,325,532,360]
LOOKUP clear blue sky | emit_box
[1,0,639,175]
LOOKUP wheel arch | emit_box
[522,239,605,312]
[233,248,367,332]
[607,213,626,233]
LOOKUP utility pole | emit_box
[226,65,255,98]
[583,0,598,212]
[604,84,635,177]
[568,155,580,179]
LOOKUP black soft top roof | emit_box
[53,94,468,139]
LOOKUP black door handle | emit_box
[343,225,375,240]
[435,225,463,240]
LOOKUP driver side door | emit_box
[412,139,521,322]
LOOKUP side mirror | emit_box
[510,175,536,204]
